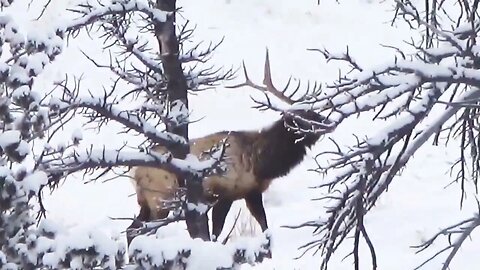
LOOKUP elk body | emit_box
[129,51,332,242]
[132,110,327,240]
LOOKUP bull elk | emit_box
[129,51,333,242]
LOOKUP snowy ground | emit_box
[9,0,479,269]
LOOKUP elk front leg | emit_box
[212,198,233,241]
[245,191,272,258]
[245,191,268,232]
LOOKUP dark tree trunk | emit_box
[154,0,210,241]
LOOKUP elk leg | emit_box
[245,191,268,232]
[212,199,233,240]
[245,191,272,258]
[185,210,211,241]
[126,205,151,245]
[137,205,151,221]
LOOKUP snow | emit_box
[0,15,11,26]
[0,0,12,8]
[55,141,66,152]
[0,62,10,77]
[3,20,24,49]
[48,97,70,112]
[38,218,63,234]
[71,95,188,145]
[129,233,269,269]
[169,99,189,126]
[8,64,30,86]
[186,202,209,215]
[71,127,83,143]
[38,226,124,269]
[0,251,6,265]
[11,85,30,99]
[26,29,64,57]
[65,147,171,164]
[185,239,234,269]
[1,0,475,269]
[22,171,48,194]
[3,262,18,270]
[26,53,49,75]
[63,0,169,32]
[0,130,20,148]
[171,151,226,177]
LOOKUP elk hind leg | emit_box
[212,198,233,241]
[126,205,151,246]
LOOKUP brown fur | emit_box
[131,110,327,238]
[134,131,270,218]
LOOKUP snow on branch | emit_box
[60,0,233,132]
[0,0,13,8]
[56,81,187,148]
[412,209,480,270]
[128,233,271,269]
[40,141,227,182]
[181,36,235,91]
[127,209,186,241]
[0,165,126,269]
[275,1,480,269]
[78,10,165,81]
[63,0,169,34]
[0,1,238,267]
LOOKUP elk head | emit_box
[228,48,334,136]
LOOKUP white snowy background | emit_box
[6,0,479,269]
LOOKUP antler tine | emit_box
[262,49,295,105]
[284,76,299,99]
[226,60,264,92]
[227,49,296,105]
[289,78,303,102]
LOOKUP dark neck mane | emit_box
[253,118,319,181]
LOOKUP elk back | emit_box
[132,131,263,220]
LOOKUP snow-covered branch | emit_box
[275,1,480,269]
[0,166,126,269]
[412,210,480,270]
[40,142,227,182]
[0,0,268,268]
[0,9,130,268]
[128,233,271,269]
[63,0,169,33]
[56,85,187,147]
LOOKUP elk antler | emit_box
[227,49,311,105]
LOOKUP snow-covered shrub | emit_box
[0,9,127,269]
[1,0,266,268]
[128,233,271,269]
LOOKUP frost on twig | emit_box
[0,8,129,269]
[412,208,480,270]
[265,0,480,269]
[34,0,235,184]
[0,0,263,269]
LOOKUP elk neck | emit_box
[252,117,321,182]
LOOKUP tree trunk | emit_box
[154,0,210,241]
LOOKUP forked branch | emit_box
[412,211,480,270]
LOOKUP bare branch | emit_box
[412,212,480,270]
